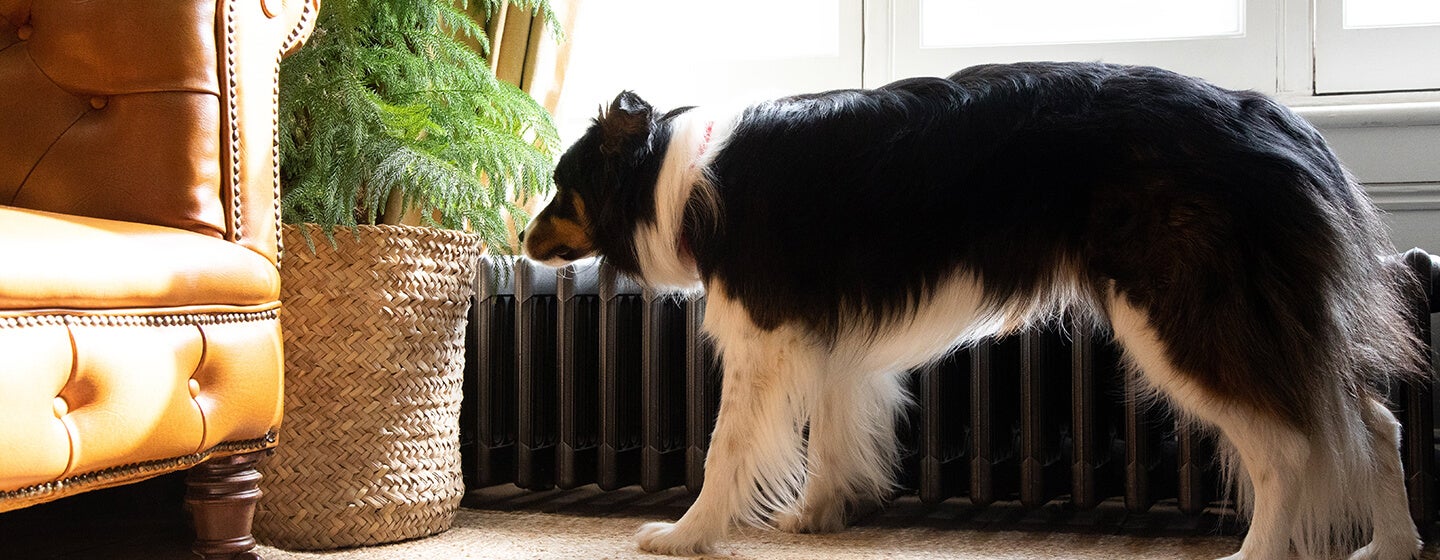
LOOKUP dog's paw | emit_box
[636,522,713,557]
[1346,538,1423,560]
[777,496,882,534]
[775,505,846,534]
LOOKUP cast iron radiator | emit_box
[462,250,1440,527]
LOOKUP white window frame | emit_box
[869,0,1440,97]
[866,0,1281,92]
[1312,0,1440,94]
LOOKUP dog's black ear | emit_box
[599,91,654,156]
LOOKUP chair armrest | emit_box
[223,0,320,265]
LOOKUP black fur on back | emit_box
[561,62,1425,430]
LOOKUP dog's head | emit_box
[523,91,659,273]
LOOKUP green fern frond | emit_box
[463,0,563,41]
[279,0,559,253]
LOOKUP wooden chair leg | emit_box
[186,450,270,560]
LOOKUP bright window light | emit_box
[920,0,1245,48]
[1344,0,1440,29]
[554,0,847,146]
[573,0,839,61]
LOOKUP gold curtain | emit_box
[486,2,575,113]
[486,1,577,250]
[392,1,576,248]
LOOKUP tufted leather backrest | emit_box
[0,0,316,264]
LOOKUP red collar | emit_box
[679,121,715,265]
[695,121,716,161]
[676,120,717,263]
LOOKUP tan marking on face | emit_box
[547,217,590,248]
[524,191,596,262]
[568,193,591,231]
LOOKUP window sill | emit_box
[1276,94,1440,187]
[1370,182,1440,211]
[1285,93,1440,129]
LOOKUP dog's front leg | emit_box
[777,370,906,534]
[636,292,817,556]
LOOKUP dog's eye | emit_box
[548,194,576,219]
[550,191,589,223]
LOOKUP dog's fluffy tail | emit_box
[1217,243,1428,558]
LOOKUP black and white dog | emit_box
[522,62,1425,560]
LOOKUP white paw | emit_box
[635,522,713,557]
[1347,538,1422,560]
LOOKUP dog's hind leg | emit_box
[636,285,820,556]
[777,369,907,534]
[1208,409,1311,560]
[1349,397,1422,560]
[1109,296,1309,560]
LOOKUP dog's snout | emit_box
[559,246,589,261]
[548,244,579,261]
[527,240,586,264]
[523,190,596,265]
[523,215,594,264]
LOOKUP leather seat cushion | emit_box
[0,206,279,310]
[0,307,283,493]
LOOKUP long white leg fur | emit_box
[638,272,1006,554]
[777,369,909,533]
[636,284,819,555]
[1109,293,1418,560]
[1350,398,1422,560]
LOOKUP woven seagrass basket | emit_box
[255,224,480,550]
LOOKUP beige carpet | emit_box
[6,477,1435,560]
[255,485,1252,560]
[256,508,1245,560]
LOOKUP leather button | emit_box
[53,397,68,418]
[188,379,201,398]
[89,97,108,110]
[16,25,32,40]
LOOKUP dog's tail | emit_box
[1231,184,1430,557]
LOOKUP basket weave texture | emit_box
[256,224,480,550]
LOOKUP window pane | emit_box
[921,0,1244,48]
[1315,0,1440,92]
[1344,0,1440,29]
[576,0,839,61]
[553,0,856,145]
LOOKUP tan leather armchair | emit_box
[0,1,316,558]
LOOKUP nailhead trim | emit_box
[226,1,244,242]
[0,432,276,504]
[273,1,317,265]
[0,310,278,330]
[0,316,67,329]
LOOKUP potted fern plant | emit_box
[256,0,558,550]
[280,0,558,238]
